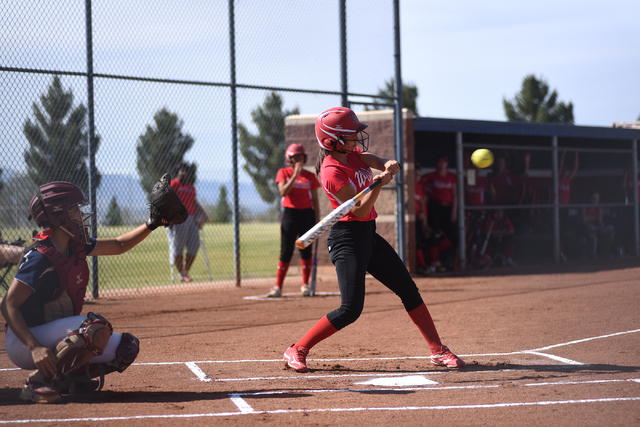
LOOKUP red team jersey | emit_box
[558,176,572,204]
[276,168,320,209]
[421,172,456,205]
[321,149,376,222]
[170,178,196,215]
[465,176,488,206]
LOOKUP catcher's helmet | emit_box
[285,144,307,165]
[315,107,369,152]
[29,182,93,245]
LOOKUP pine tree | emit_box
[213,185,232,223]
[136,107,194,197]
[105,195,122,226]
[368,78,419,115]
[238,92,299,205]
[23,76,101,194]
[503,74,574,124]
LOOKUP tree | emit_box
[136,107,195,197]
[213,185,232,223]
[503,74,574,124]
[238,92,299,205]
[368,78,419,115]
[23,75,101,194]
[105,195,122,226]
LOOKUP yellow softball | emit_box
[471,149,494,168]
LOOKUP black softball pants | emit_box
[326,220,424,330]
[280,207,315,262]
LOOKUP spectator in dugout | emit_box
[420,155,457,273]
[558,150,579,261]
[580,192,614,259]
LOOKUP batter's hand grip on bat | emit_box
[295,180,381,250]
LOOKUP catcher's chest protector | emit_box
[36,240,89,318]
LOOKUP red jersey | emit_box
[465,176,488,206]
[422,171,456,205]
[492,171,519,205]
[170,178,196,215]
[558,176,572,204]
[276,167,320,209]
[320,150,376,222]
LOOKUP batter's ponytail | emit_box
[315,149,331,178]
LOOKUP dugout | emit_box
[285,110,640,272]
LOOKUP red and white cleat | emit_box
[430,346,466,368]
[284,344,309,372]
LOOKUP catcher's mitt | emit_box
[146,173,189,230]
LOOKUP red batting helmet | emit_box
[29,181,93,245]
[285,143,307,165]
[315,107,369,152]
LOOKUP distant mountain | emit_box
[96,174,272,223]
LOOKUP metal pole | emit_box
[85,0,99,298]
[339,0,347,107]
[551,136,559,263]
[633,139,639,257]
[455,132,466,271]
[229,0,241,286]
[393,0,406,262]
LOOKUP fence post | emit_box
[85,0,99,298]
[339,0,347,108]
[393,0,406,262]
[551,136,559,264]
[455,132,466,271]
[229,0,241,286]
[633,139,639,257]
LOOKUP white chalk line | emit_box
[185,362,212,382]
[1,397,638,424]
[128,328,640,370]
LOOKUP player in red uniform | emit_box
[268,144,321,297]
[282,107,465,372]
[581,192,614,258]
[168,162,204,282]
[558,151,579,261]
[420,155,458,272]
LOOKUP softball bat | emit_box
[296,180,381,249]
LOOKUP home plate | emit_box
[355,375,439,387]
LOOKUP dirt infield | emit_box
[1,259,639,426]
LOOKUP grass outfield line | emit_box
[1,222,281,296]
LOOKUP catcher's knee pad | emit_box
[53,312,113,380]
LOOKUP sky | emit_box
[400,0,640,126]
[2,0,639,185]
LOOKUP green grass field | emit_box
[1,222,281,296]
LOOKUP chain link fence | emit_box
[1,0,401,298]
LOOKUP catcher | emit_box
[0,174,187,403]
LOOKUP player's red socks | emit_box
[416,248,426,268]
[296,315,338,350]
[276,261,290,289]
[407,302,444,354]
[301,258,313,285]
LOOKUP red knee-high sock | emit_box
[296,315,338,350]
[408,302,444,354]
[276,261,290,288]
[301,258,313,285]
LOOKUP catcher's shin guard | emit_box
[59,332,140,393]
[52,312,113,382]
